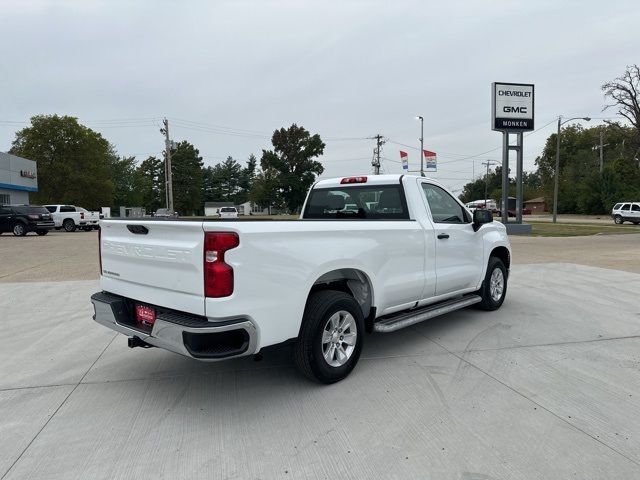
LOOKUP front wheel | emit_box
[476,257,508,311]
[13,223,27,236]
[614,215,624,225]
[294,290,364,384]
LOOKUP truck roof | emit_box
[314,174,433,189]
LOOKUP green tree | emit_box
[534,122,638,214]
[237,154,257,204]
[258,124,325,213]
[169,141,204,215]
[136,156,165,213]
[108,155,143,208]
[9,114,115,208]
[460,166,505,203]
[249,169,282,213]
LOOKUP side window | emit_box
[422,183,468,224]
[622,204,631,211]
[632,204,640,212]
[0,207,10,215]
[45,206,56,213]
[60,206,75,213]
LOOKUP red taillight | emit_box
[204,232,239,298]
[340,176,367,184]
[98,227,102,275]
[80,212,85,220]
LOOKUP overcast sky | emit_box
[1,0,637,194]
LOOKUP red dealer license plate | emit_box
[135,304,156,326]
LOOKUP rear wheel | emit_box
[476,257,507,311]
[36,229,48,236]
[294,290,364,384]
[614,215,624,225]
[63,219,76,232]
[13,223,27,237]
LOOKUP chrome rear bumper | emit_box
[91,292,258,361]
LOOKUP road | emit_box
[1,230,639,479]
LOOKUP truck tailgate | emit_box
[99,220,205,315]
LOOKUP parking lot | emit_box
[1,231,640,479]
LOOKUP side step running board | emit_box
[373,295,482,333]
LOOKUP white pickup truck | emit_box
[45,204,101,232]
[91,175,511,383]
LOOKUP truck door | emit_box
[419,182,484,296]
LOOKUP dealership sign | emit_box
[491,82,534,131]
[20,170,37,179]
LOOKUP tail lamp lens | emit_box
[204,232,239,297]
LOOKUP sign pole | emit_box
[501,132,509,225]
[515,132,524,223]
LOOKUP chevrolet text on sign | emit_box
[492,82,534,131]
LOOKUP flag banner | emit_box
[423,150,437,171]
[400,150,409,171]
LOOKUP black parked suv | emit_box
[0,205,55,236]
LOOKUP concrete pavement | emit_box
[1,264,639,479]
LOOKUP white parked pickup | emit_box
[91,175,511,383]
[45,204,101,232]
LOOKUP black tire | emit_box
[63,219,76,232]
[13,222,27,237]
[614,215,623,225]
[36,230,48,236]
[476,257,508,311]
[294,290,365,384]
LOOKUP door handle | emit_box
[437,233,449,239]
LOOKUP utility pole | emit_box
[416,116,424,177]
[481,160,497,203]
[160,118,174,212]
[372,134,385,175]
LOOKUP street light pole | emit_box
[416,116,424,177]
[552,115,591,223]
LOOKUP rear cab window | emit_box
[14,206,50,215]
[303,185,409,220]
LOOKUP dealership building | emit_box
[0,152,38,205]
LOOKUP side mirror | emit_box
[473,209,493,232]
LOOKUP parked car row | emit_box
[0,204,102,236]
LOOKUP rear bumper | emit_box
[29,221,55,230]
[90,291,258,361]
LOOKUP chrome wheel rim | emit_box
[14,224,24,235]
[489,268,504,302]
[322,310,357,367]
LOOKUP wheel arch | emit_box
[490,245,511,271]
[308,268,375,329]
